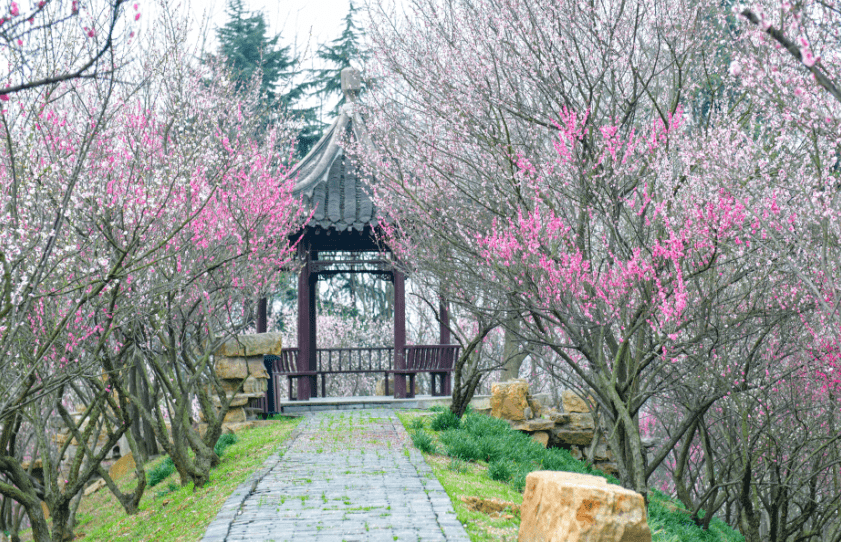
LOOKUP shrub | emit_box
[440,430,483,461]
[541,448,587,474]
[460,412,510,437]
[411,431,437,454]
[148,456,176,487]
[476,436,506,463]
[488,460,513,482]
[408,417,426,432]
[511,464,532,492]
[430,409,461,431]
[214,433,239,457]
[155,481,179,498]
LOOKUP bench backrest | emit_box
[267,345,460,375]
[265,349,298,374]
[404,345,461,371]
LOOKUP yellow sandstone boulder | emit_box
[519,471,650,542]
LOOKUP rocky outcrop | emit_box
[490,380,543,421]
[490,382,620,476]
[562,390,592,413]
[108,451,136,480]
[51,409,129,463]
[519,471,651,542]
[215,333,284,358]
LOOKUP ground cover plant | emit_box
[399,410,743,542]
[58,418,298,542]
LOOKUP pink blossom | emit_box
[9,1,18,16]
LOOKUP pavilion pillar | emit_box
[439,297,450,345]
[256,297,274,413]
[393,269,408,398]
[439,297,452,396]
[297,248,317,400]
[257,298,267,333]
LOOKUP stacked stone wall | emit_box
[200,332,281,430]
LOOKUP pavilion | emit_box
[258,68,455,403]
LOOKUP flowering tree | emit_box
[0,0,139,99]
[90,14,302,490]
[730,0,841,390]
[0,5,302,540]
[357,0,838,516]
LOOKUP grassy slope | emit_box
[396,410,744,542]
[75,417,301,541]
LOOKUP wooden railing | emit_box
[317,347,395,373]
[258,345,459,412]
[404,344,460,371]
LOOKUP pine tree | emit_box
[311,1,368,120]
[216,0,321,156]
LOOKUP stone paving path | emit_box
[202,409,470,542]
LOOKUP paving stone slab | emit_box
[202,409,469,542]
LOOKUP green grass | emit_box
[147,456,175,487]
[398,410,744,542]
[74,418,301,541]
[213,432,238,457]
[427,454,523,541]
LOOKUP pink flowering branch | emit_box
[739,8,841,105]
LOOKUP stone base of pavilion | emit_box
[277,394,495,415]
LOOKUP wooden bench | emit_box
[265,345,459,404]
[385,345,461,398]
[264,350,318,401]
[314,347,394,398]
[266,347,395,400]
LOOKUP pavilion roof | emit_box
[290,83,379,234]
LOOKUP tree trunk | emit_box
[499,323,526,381]
[738,462,762,542]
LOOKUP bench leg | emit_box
[407,374,416,399]
[384,373,390,397]
[321,374,326,398]
[288,377,294,401]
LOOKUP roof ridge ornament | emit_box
[341,67,362,103]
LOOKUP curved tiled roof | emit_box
[290,106,378,233]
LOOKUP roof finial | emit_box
[341,67,362,103]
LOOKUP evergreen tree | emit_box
[216,0,321,156]
[311,1,368,120]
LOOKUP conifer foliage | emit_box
[215,0,320,155]
[311,1,369,118]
